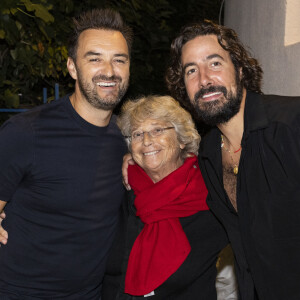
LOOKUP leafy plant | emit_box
[0,0,222,113]
[0,0,70,108]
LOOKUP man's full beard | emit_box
[193,74,243,126]
[77,72,129,111]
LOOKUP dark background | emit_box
[0,0,223,122]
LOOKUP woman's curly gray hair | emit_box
[117,95,200,159]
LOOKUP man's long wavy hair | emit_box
[166,20,263,112]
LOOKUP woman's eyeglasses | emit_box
[126,127,174,143]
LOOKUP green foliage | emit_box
[0,0,70,108]
[0,0,222,110]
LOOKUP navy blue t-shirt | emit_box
[0,95,127,299]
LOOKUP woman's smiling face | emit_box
[130,119,185,182]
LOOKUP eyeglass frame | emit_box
[125,126,175,143]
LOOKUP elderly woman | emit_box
[102,95,228,299]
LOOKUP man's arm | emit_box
[0,119,33,246]
[0,200,8,245]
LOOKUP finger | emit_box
[123,159,134,190]
[122,153,134,188]
[122,167,129,185]
[0,238,8,245]
[128,159,135,166]
[122,178,131,191]
[0,227,8,245]
[0,229,8,239]
[0,211,6,219]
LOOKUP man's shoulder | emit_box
[256,93,300,128]
[107,114,125,137]
[262,94,300,119]
[262,93,300,109]
[5,95,69,126]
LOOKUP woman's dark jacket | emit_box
[102,190,228,300]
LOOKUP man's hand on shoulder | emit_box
[122,153,134,191]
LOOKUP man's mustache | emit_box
[92,75,122,82]
[194,85,227,102]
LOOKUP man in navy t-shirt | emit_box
[0,8,132,299]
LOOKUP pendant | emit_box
[233,165,238,175]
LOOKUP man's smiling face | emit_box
[181,34,243,125]
[68,28,130,111]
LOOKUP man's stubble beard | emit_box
[192,71,243,126]
[77,69,129,111]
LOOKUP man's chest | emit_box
[222,164,238,211]
[221,150,241,211]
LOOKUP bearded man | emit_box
[0,8,131,299]
[166,21,300,300]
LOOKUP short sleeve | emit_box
[0,117,34,202]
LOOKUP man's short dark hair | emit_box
[166,20,263,111]
[68,8,133,61]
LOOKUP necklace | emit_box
[221,135,241,175]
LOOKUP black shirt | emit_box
[102,190,228,300]
[199,92,300,300]
[0,96,127,299]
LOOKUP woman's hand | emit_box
[122,153,134,190]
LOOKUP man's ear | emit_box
[67,57,77,80]
[239,67,243,81]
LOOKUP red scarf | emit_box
[125,155,209,295]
